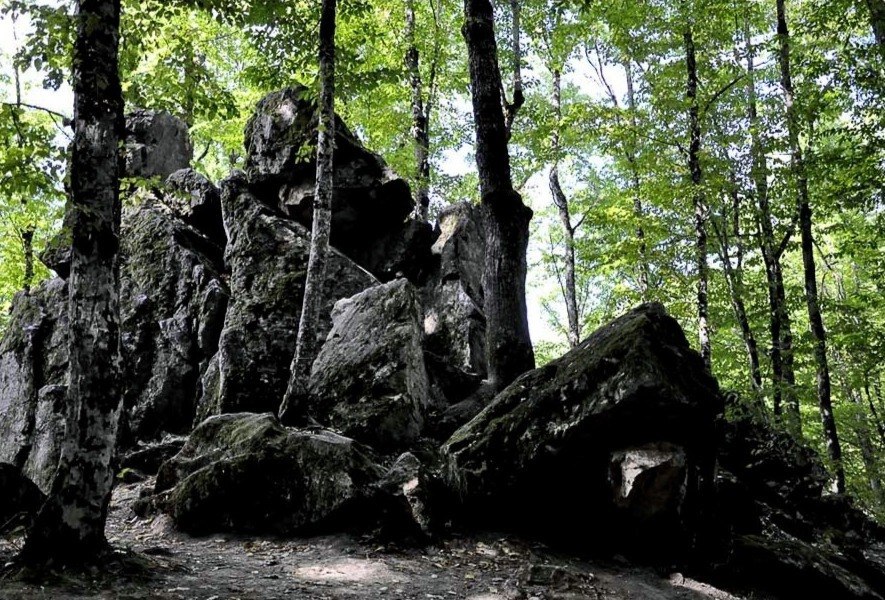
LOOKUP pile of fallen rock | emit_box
[1,88,883,599]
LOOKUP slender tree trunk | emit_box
[463,0,535,391]
[548,69,580,348]
[22,0,124,564]
[777,0,844,492]
[279,0,337,424]
[744,15,800,432]
[866,0,885,53]
[864,375,885,444]
[503,0,524,137]
[684,25,711,370]
[624,60,650,299]
[21,226,34,294]
[406,0,431,219]
[835,356,883,503]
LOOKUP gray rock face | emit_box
[0,279,68,493]
[125,109,193,179]
[121,200,228,442]
[164,168,225,243]
[422,203,487,404]
[442,303,721,556]
[198,174,376,420]
[307,279,430,451]
[243,87,428,282]
[155,412,384,534]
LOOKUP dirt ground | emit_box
[0,481,750,600]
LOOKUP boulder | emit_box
[0,464,45,533]
[243,87,429,282]
[121,199,228,442]
[0,279,68,493]
[198,174,376,419]
[164,168,225,243]
[374,452,440,540]
[442,303,721,556]
[155,412,384,534]
[422,203,487,404]
[306,279,430,451]
[125,109,192,179]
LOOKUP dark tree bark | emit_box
[21,0,124,564]
[463,0,535,391]
[777,0,845,492]
[406,0,432,219]
[21,226,34,294]
[743,16,800,433]
[684,25,712,371]
[548,68,580,348]
[503,0,524,138]
[624,60,650,300]
[866,0,885,53]
[280,0,337,424]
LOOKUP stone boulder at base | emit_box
[0,279,68,493]
[306,279,431,451]
[243,87,431,282]
[125,109,193,179]
[154,412,384,534]
[121,198,228,442]
[443,303,721,557]
[198,173,376,419]
[707,410,885,599]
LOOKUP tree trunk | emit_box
[21,226,34,294]
[777,0,845,492]
[684,25,711,370]
[463,0,535,391]
[22,0,124,564]
[503,0,524,137]
[549,69,580,348]
[624,60,650,299]
[279,0,337,424]
[866,0,885,53]
[835,356,884,503]
[744,15,800,433]
[863,375,885,444]
[406,0,430,220]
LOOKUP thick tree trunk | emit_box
[744,15,800,431]
[549,69,580,348]
[279,0,337,424]
[22,0,124,564]
[777,0,845,492]
[866,0,885,53]
[463,0,535,391]
[624,60,650,299]
[406,0,430,220]
[684,26,711,371]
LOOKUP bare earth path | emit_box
[0,482,750,600]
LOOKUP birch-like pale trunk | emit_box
[22,0,124,564]
[279,0,337,424]
[684,25,711,371]
[548,68,580,348]
[777,0,845,492]
[463,0,534,391]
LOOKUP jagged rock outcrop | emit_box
[422,202,487,406]
[305,279,430,452]
[165,168,225,243]
[121,199,228,441]
[154,413,384,534]
[707,410,885,599]
[0,279,68,492]
[125,109,193,180]
[244,87,432,282]
[197,174,377,419]
[443,303,722,557]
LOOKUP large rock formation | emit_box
[154,412,384,534]
[306,279,430,451]
[197,174,377,419]
[244,87,432,282]
[125,109,193,180]
[443,303,722,557]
